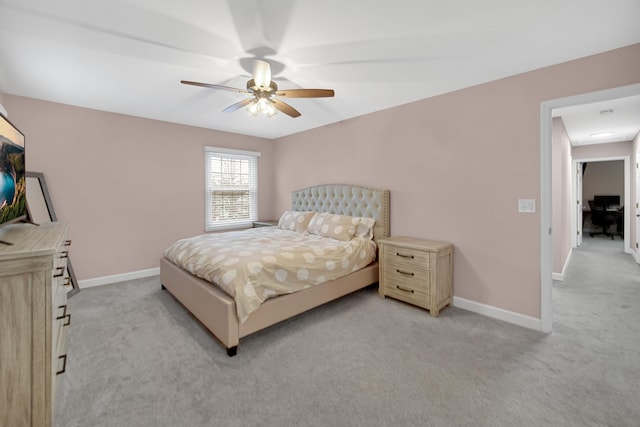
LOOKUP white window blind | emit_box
[204,146,260,231]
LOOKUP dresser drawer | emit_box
[52,280,69,362]
[53,247,69,287]
[55,315,68,369]
[52,311,69,405]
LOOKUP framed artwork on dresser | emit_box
[26,171,80,296]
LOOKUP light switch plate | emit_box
[518,199,536,213]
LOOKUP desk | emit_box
[582,206,623,238]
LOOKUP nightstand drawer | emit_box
[383,259,430,282]
[384,271,429,296]
[382,245,430,266]
[384,281,429,308]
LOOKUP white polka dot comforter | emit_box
[164,227,377,323]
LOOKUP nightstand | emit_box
[252,220,278,228]
[378,236,453,317]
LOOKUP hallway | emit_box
[551,236,639,424]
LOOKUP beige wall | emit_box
[273,43,640,319]
[581,160,625,203]
[552,118,572,276]
[3,95,275,280]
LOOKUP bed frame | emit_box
[160,184,390,356]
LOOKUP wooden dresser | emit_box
[0,222,71,427]
[378,236,453,317]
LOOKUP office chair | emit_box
[588,200,615,240]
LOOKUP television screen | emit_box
[0,114,26,226]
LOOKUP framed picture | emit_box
[26,171,79,296]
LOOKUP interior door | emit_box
[636,153,640,263]
[576,162,583,247]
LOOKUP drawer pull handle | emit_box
[56,354,67,375]
[56,305,67,320]
[63,313,71,327]
[64,240,72,246]
[60,251,69,259]
[396,269,414,277]
[396,252,415,259]
[396,285,415,294]
[53,267,65,278]
[64,277,71,286]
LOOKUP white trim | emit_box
[453,297,541,331]
[79,267,160,289]
[203,145,261,157]
[552,248,572,282]
[0,102,7,117]
[541,83,640,335]
[571,160,582,249]
[540,99,554,333]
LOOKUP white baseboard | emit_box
[79,267,160,289]
[552,248,573,282]
[452,296,542,331]
[80,268,545,331]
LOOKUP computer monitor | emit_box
[593,195,620,208]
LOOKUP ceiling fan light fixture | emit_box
[247,100,259,116]
[246,98,277,117]
[252,60,271,88]
[182,58,332,119]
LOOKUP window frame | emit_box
[203,146,260,231]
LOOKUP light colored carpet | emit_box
[54,237,640,426]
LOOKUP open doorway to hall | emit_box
[577,159,625,244]
[542,83,640,333]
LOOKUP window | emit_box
[204,146,260,231]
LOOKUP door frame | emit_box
[540,82,640,333]
[571,157,630,252]
[574,161,583,248]
[636,149,640,263]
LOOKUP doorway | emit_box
[571,158,629,250]
[540,82,640,333]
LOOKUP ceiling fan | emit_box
[181,60,335,118]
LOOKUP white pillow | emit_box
[307,212,358,241]
[277,211,316,233]
[354,217,376,240]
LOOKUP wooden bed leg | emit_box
[161,284,166,290]
[227,346,238,357]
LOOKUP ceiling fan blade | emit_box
[271,98,301,118]
[223,98,256,113]
[274,89,335,98]
[181,80,250,94]
[252,60,272,88]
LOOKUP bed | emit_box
[160,183,390,356]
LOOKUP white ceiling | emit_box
[553,95,640,146]
[1,0,639,140]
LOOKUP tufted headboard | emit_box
[291,184,390,242]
